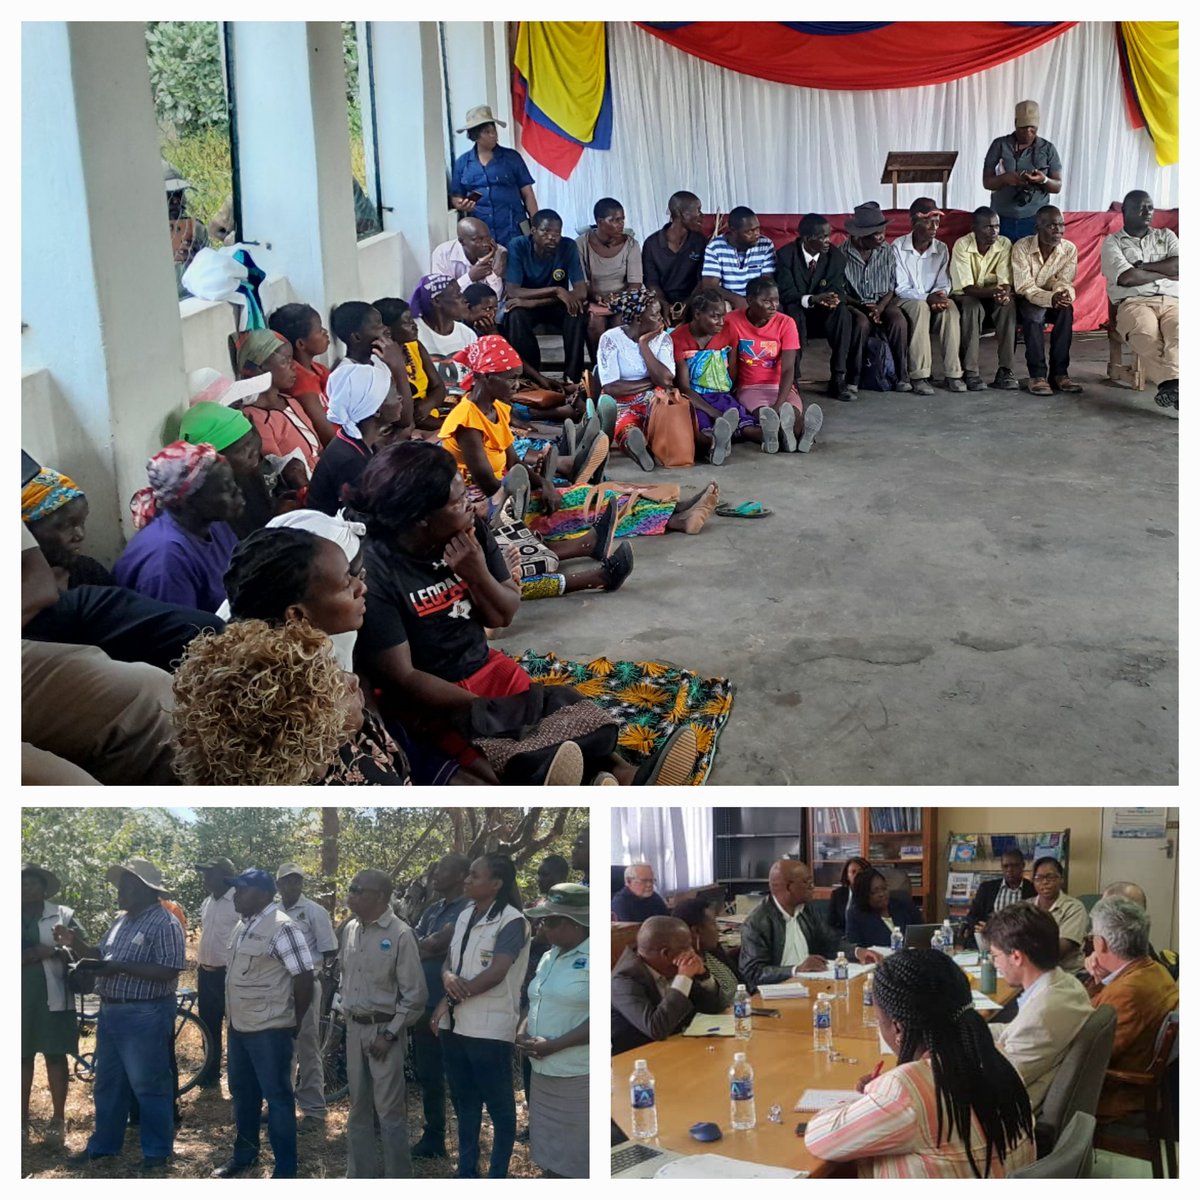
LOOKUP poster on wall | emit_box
[1110,808,1168,839]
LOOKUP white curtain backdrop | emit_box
[526,21,1178,238]
[610,806,714,893]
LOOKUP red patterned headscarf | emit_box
[130,441,225,530]
[452,334,523,392]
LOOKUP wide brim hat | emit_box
[22,862,61,898]
[844,202,889,237]
[106,857,172,895]
[525,882,590,927]
[457,104,506,133]
[162,158,194,192]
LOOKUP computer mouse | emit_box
[689,1122,723,1142]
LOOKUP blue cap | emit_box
[226,868,275,893]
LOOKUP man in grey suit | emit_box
[611,916,724,1055]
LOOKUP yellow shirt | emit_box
[438,397,514,482]
[405,341,430,401]
[1012,236,1077,308]
[949,232,1013,294]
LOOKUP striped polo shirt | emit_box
[844,241,899,305]
[701,235,778,296]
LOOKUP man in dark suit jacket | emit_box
[775,213,865,402]
[739,860,877,991]
[611,916,724,1055]
[960,849,1036,943]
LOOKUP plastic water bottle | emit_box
[833,951,850,1000]
[862,970,877,1026]
[812,992,833,1052]
[729,1052,756,1129]
[733,984,752,1040]
[630,1059,658,1138]
[890,926,904,954]
[931,927,945,955]
[941,919,955,954]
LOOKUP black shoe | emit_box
[825,374,846,400]
[1155,380,1178,409]
[992,367,1020,391]
[590,495,620,562]
[138,1157,169,1174]
[411,1138,448,1159]
[212,1158,257,1179]
[601,541,634,592]
[964,374,987,392]
[66,1151,114,1167]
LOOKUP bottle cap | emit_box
[634,1058,647,1069]
[733,1052,746,1062]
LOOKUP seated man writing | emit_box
[1100,189,1178,409]
[951,207,1019,391]
[739,859,877,992]
[700,206,776,312]
[611,916,724,1054]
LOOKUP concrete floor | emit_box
[493,334,1178,785]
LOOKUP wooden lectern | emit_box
[881,151,959,210]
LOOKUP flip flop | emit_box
[634,724,699,786]
[715,501,773,518]
[597,394,618,441]
[495,464,530,527]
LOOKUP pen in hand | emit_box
[869,1060,884,1082]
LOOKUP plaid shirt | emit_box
[95,903,186,1001]
[230,903,314,976]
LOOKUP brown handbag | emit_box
[645,387,698,468]
[512,388,567,410]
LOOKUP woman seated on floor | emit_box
[844,866,924,950]
[267,302,337,444]
[596,287,679,472]
[672,898,746,1006]
[373,296,449,431]
[829,856,872,934]
[671,288,769,464]
[722,274,823,454]
[350,440,698,785]
[411,274,478,396]
[172,618,411,786]
[231,329,324,477]
[578,197,643,366]
[21,468,114,592]
[113,441,244,612]
[805,949,1035,1177]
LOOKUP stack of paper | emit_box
[683,1013,735,1037]
[792,963,872,981]
[656,1154,804,1179]
[795,1088,861,1111]
[757,981,810,1000]
[971,990,1002,1011]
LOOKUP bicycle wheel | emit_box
[174,1009,215,1097]
[74,1009,98,1084]
[319,1013,349,1103]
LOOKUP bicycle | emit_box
[318,985,349,1103]
[73,987,216,1098]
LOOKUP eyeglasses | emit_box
[1032,874,1060,883]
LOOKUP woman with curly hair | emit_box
[171,619,411,786]
[805,949,1035,1177]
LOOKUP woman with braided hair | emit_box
[805,949,1035,1177]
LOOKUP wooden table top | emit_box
[611,969,1019,1176]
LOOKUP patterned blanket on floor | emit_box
[515,651,734,785]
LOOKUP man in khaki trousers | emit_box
[340,870,426,1177]
[1101,190,1179,410]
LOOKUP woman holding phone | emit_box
[450,105,538,249]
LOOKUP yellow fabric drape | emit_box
[1121,22,1178,167]
[513,22,606,144]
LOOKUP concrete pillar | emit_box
[21,22,190,558]
[370,21,448,285]
[443,22,504,163]
[231,22,361,316]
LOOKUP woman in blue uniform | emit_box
[450,105,538,249]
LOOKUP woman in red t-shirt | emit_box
[721,276,824,454]
[268,303,337,445]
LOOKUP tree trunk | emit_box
[321,807,340,879]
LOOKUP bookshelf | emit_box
[713,808,805,898]
[943,828,1071,920]
[806,807,937,917]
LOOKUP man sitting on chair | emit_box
[700,206,777,312]
[951,207,1019,392]
[611,863,670,922]
[1100,190,1178,410]
[1084,897,1178,1122]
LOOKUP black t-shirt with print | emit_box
[356,516,511,682]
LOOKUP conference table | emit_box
[611,965,1018,1177]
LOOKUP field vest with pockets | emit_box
[225,906,298,1034]
[439,902,529,1041]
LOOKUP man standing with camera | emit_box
[983,100,1063,242]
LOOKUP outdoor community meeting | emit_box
[609,805,1180,1179]
[21,21,1177,785]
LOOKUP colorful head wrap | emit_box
[609,286,655,326]
[179,402,254,453]
[22,468,85,524]
[129,441,225,530]
[326,358,393,439]
[234,329,288,377]
[452,334,523,392]
[408,274,456,322]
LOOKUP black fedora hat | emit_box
[844,202,888,237]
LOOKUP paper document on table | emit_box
[792,963,872,981]
[870,946,894,958]
[953,952,981,966]
[757,981,810,1000]
[971,989,1002,1010]
[683,1012,735,1037]
[795,1088,862,1111]
[655,1153,804,1179]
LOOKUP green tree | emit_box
[145,22,229,139]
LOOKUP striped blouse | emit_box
[804,1059,1036,1178]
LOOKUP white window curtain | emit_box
[610,806,714,893]
[526,21,1177,238]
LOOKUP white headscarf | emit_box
[327,357,392,438]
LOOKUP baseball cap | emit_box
[226,868,276,893]
[195,857,236,875]
[276,863,304,881]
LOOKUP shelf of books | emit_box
[807,807,936,914]
[943,829,1071,920]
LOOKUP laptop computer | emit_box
[610,1120,683,1178]
[903,923,939,950]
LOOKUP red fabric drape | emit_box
[512,70,585,180]
[701,207,1179,332]
[636,22,1076,91]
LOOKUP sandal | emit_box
[715,501,773,518]
[542,741,584,786]
[634,724,699,786]
[709,414,735,466]
[758,406,780,454]
[597,394,618,441]
[623,427,655,473]
[494,464,530,527]
[591,771,620,785]
[591,495,621,562]
[679,482,720,534]
[572,431,611,486]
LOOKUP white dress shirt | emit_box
[430,239,505,302]
[773,895,811,966]
[197,887,239,968]
[894,233,952,300]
